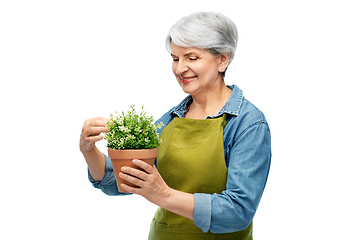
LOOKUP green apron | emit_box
[148,114,253,239]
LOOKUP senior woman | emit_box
[80,12,271,239]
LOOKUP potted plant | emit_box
[103,105,163,192]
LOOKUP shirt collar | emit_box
[171,85,244,118]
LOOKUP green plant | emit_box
[104,105,163,150]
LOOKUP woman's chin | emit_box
[180,83,196,95]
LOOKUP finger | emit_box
[93,117,110,127]
[121,183,141,195]
[84,134,104,143]
[132,159,154,174]
[85,126,108,137]
[119,171,144,188]
[81,126,104,138]
[84,117,110,128]
[121,166,148,182]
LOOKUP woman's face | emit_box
[171,41,227,95]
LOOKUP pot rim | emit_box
[107,148,158,159]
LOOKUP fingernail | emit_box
[121,167,126,172]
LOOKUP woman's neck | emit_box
[185,81,232,119]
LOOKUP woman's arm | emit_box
[119,159,195,221]
[117,123,271,232]
[81,145,106,181]
[80,117,109,181]
[194,123,271,233]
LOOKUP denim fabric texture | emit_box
[88,85,271,233]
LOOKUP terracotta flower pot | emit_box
[108,148,158,193]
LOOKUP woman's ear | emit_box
[218,52,230,72]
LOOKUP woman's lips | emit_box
[180,76,197,84]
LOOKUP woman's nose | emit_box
[175,60,189,75]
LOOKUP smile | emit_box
[180,76,197,83]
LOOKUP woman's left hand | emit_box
[119,159,171,205]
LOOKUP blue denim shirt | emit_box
[88,85,271,234]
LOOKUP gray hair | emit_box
[165,12,238,76]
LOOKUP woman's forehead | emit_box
[170,41,207,56]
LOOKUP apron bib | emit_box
[148,115,253,239]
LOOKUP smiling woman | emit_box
[80,11,271,240]
[166,12,238,77]
[170,43,232,119]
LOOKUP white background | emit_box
[1,0,359,239]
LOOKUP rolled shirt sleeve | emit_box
[88,153,131,196]
[194,193,212,233]
[194,123,271,233]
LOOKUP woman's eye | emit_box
[172,58,179,62]
[189,57,198,61]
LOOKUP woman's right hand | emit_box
[80,117,110,153]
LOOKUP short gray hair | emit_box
[165,12,238,76]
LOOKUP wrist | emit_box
[162,187,175,209]
[161,188,195,221]
[79,140,95,154]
